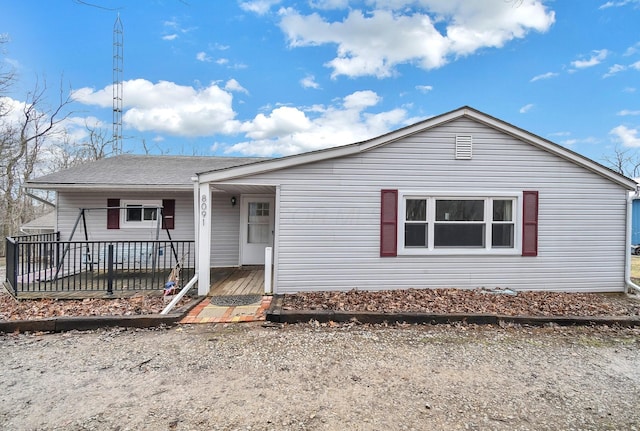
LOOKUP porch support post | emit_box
[197,182,211,296]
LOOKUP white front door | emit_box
[240,196,275,265]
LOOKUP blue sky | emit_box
[1,0,639,166]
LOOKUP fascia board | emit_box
[24,183,193,192]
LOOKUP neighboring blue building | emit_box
[633,199,640,246]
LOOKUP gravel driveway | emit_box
[1,322,639,431]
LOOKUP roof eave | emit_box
[25,183,194,192]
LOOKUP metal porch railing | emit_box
[4,233,194,297]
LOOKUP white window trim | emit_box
[397,191,522,255]
[121,199,162,229]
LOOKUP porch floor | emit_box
[208,266,266,296]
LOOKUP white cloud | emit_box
[216,58,229,65]
[72,79,240,137]
[240,106,313,140]
[240,0,282,15]
[300,75,320,89]
[519,103,534,114]
[416,85,433,93]
[309,0,350,9]
[162,34,178,41]
[71,81,409,157]
[530,72,558,82]
[599,0,639,8]
[624,87,637,93]
[610,125,640,147]
[603,64,626,78]
[212,43,230,51]
[343,90,380,110]
[278,1,555,78]
[631,60,640,70]
[624,41,640,56]
[571,49,608,69]
[617,110,640,116]
[196,51,211,63]
[227,90,408,156]
[224,79,249,94]
[559,136,598,147]
[196,52,212,62]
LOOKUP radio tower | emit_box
[112,14,123,155]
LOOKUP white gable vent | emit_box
[455,135,472,160]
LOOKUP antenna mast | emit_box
[112,13,123,155]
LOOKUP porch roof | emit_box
[27,154,267,191]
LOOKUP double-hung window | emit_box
[399,193,518,254]
[121,199,161,228]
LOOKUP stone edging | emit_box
[0,297,202,334]
[265,295,640,327]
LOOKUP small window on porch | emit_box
[121,199,161,229]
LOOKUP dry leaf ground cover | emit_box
[2,259,640,321]
[0,293,190,321]
[283,288,640,317]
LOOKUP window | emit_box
[398,194,518,254]
[247,202,270,244]
[492,199,515,248]
[121,200,161,228]
[435,199,485,247]
[404,199,427,247]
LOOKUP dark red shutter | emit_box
[162,199,175,230]
[522,191,538,256]
[380,189,398,257]
[107,199,120,229]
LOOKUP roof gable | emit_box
[198,106,636,190]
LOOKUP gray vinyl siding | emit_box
[210,192,241,267]
[56,191,240,268]
[224,117,628,293]
[56,191,195,241]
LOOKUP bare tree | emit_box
[50,121,113,171]
[0,78,73,248]
[602,146,640,179]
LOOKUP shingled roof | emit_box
[27,154,266,190]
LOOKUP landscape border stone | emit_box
[0,297,202,333]
[265,295,640,327]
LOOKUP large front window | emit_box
[400,194,518,254]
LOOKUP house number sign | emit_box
[201,194,207,226]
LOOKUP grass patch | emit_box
[631,256,640,279]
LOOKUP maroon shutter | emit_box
[162,199,175,230]
[107,199,120,229]
[380,189,398,257]
[522,191,538,256]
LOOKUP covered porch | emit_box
[195,181,278,296]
